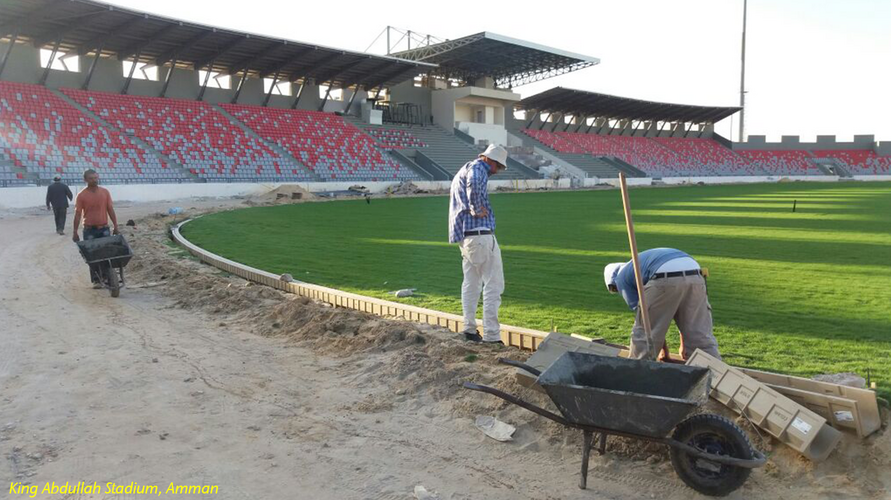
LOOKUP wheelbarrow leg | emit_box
[598,432,607,455]
[580,430,593,489]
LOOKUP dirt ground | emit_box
[1,196,889,500]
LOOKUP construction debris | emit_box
[474,416,516,442]
[687,349,843,461]
[413,485,440,500]
[388,181,427,196]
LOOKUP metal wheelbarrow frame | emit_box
[463,354,766,496]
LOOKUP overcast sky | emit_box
[103,0,891,142]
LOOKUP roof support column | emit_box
[120,47,142,95]
[586,116,600,134]
[343,86,360,115]
[524,109,538,129]
[538,112,550,130]
[230,70,249,104]
[262,70,280,107]
[289,80,306,109]
[574,115,587,133]
[317,85,331,112]
[0,31,19,80]
[38,36,62,86]
[196,59,216,101]
[159,57,177,98]
[562,116,573,132]
[80,41,106,90]
[550,113,562,132]
[630,120,643,137]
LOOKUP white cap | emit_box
[603,262,625,291]
[480,144,508,169]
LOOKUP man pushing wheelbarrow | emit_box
[72,169,133,297]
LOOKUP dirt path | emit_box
[1,199,888,500]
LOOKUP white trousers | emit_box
[459,234,504,341]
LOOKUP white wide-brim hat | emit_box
[603,262,625,291]
[480,144,508,169]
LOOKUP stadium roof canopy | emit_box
[391,32,599,89]
[0,0,436,89]
[518,87,741,123]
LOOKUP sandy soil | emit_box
[1,197,889,500]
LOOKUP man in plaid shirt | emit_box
[448,144,508,343]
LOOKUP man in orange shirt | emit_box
[72,169,120,288]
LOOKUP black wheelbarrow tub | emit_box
[76,235,133,267]
[536,352,711,438]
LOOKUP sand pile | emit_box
[247,184,317,205]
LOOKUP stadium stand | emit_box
[813,150,891,175]
[220,104,419,181]
[0,81,184,184]
[735,150,822,176]
[363,128,427,149]
[653,138,764,176]
[60,89,315,183]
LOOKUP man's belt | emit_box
[651,269,701,280]
[464,229,492,237]
[84,225,109,230]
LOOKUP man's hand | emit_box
[46,205,51,211]
[112,227,120,235]
[72,232,80,243]
[473,206,489,218]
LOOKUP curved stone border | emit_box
[172,217,547,351]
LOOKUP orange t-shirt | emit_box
[75,187,113,227]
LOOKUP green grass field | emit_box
[182,182,891,397]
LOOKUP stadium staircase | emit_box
[51,89,198,183]
[517,130,629,178]
[211,104,320,181]
[344,117,532,180]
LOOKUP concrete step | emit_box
[211,104,321,181]
[50,89,198,182]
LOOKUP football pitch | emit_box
[182,182,891,397]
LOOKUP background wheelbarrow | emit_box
[76,234,133,298]
[463,352,766,496]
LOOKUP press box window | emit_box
[40,49,79,72]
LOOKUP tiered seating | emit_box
[62,89,312,182]
[735,150,821,176]
[364,127,427,149]
[0,163,25,185]
[813,150,891,175]
[0,81,176,184]
[221,104,418,181]
[523,129,587,153]
[653,138,762,176]
[565,133,691,176]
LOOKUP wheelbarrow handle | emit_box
[497,358,542,376]
[462,382,572,427]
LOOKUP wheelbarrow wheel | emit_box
[669,413,754,497]
[106,266,120,298]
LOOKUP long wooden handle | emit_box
[619,173,652,357]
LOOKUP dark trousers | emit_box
[84,226,111,284]
[52,205,67,232]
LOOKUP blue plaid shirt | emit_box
[449,159,495,243]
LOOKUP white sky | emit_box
[102,0,891,142]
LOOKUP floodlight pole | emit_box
[738,0,747,143]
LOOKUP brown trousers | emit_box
[629,274,721,361]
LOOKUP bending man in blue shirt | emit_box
[448,144,508,344]
[604,248,721,360]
